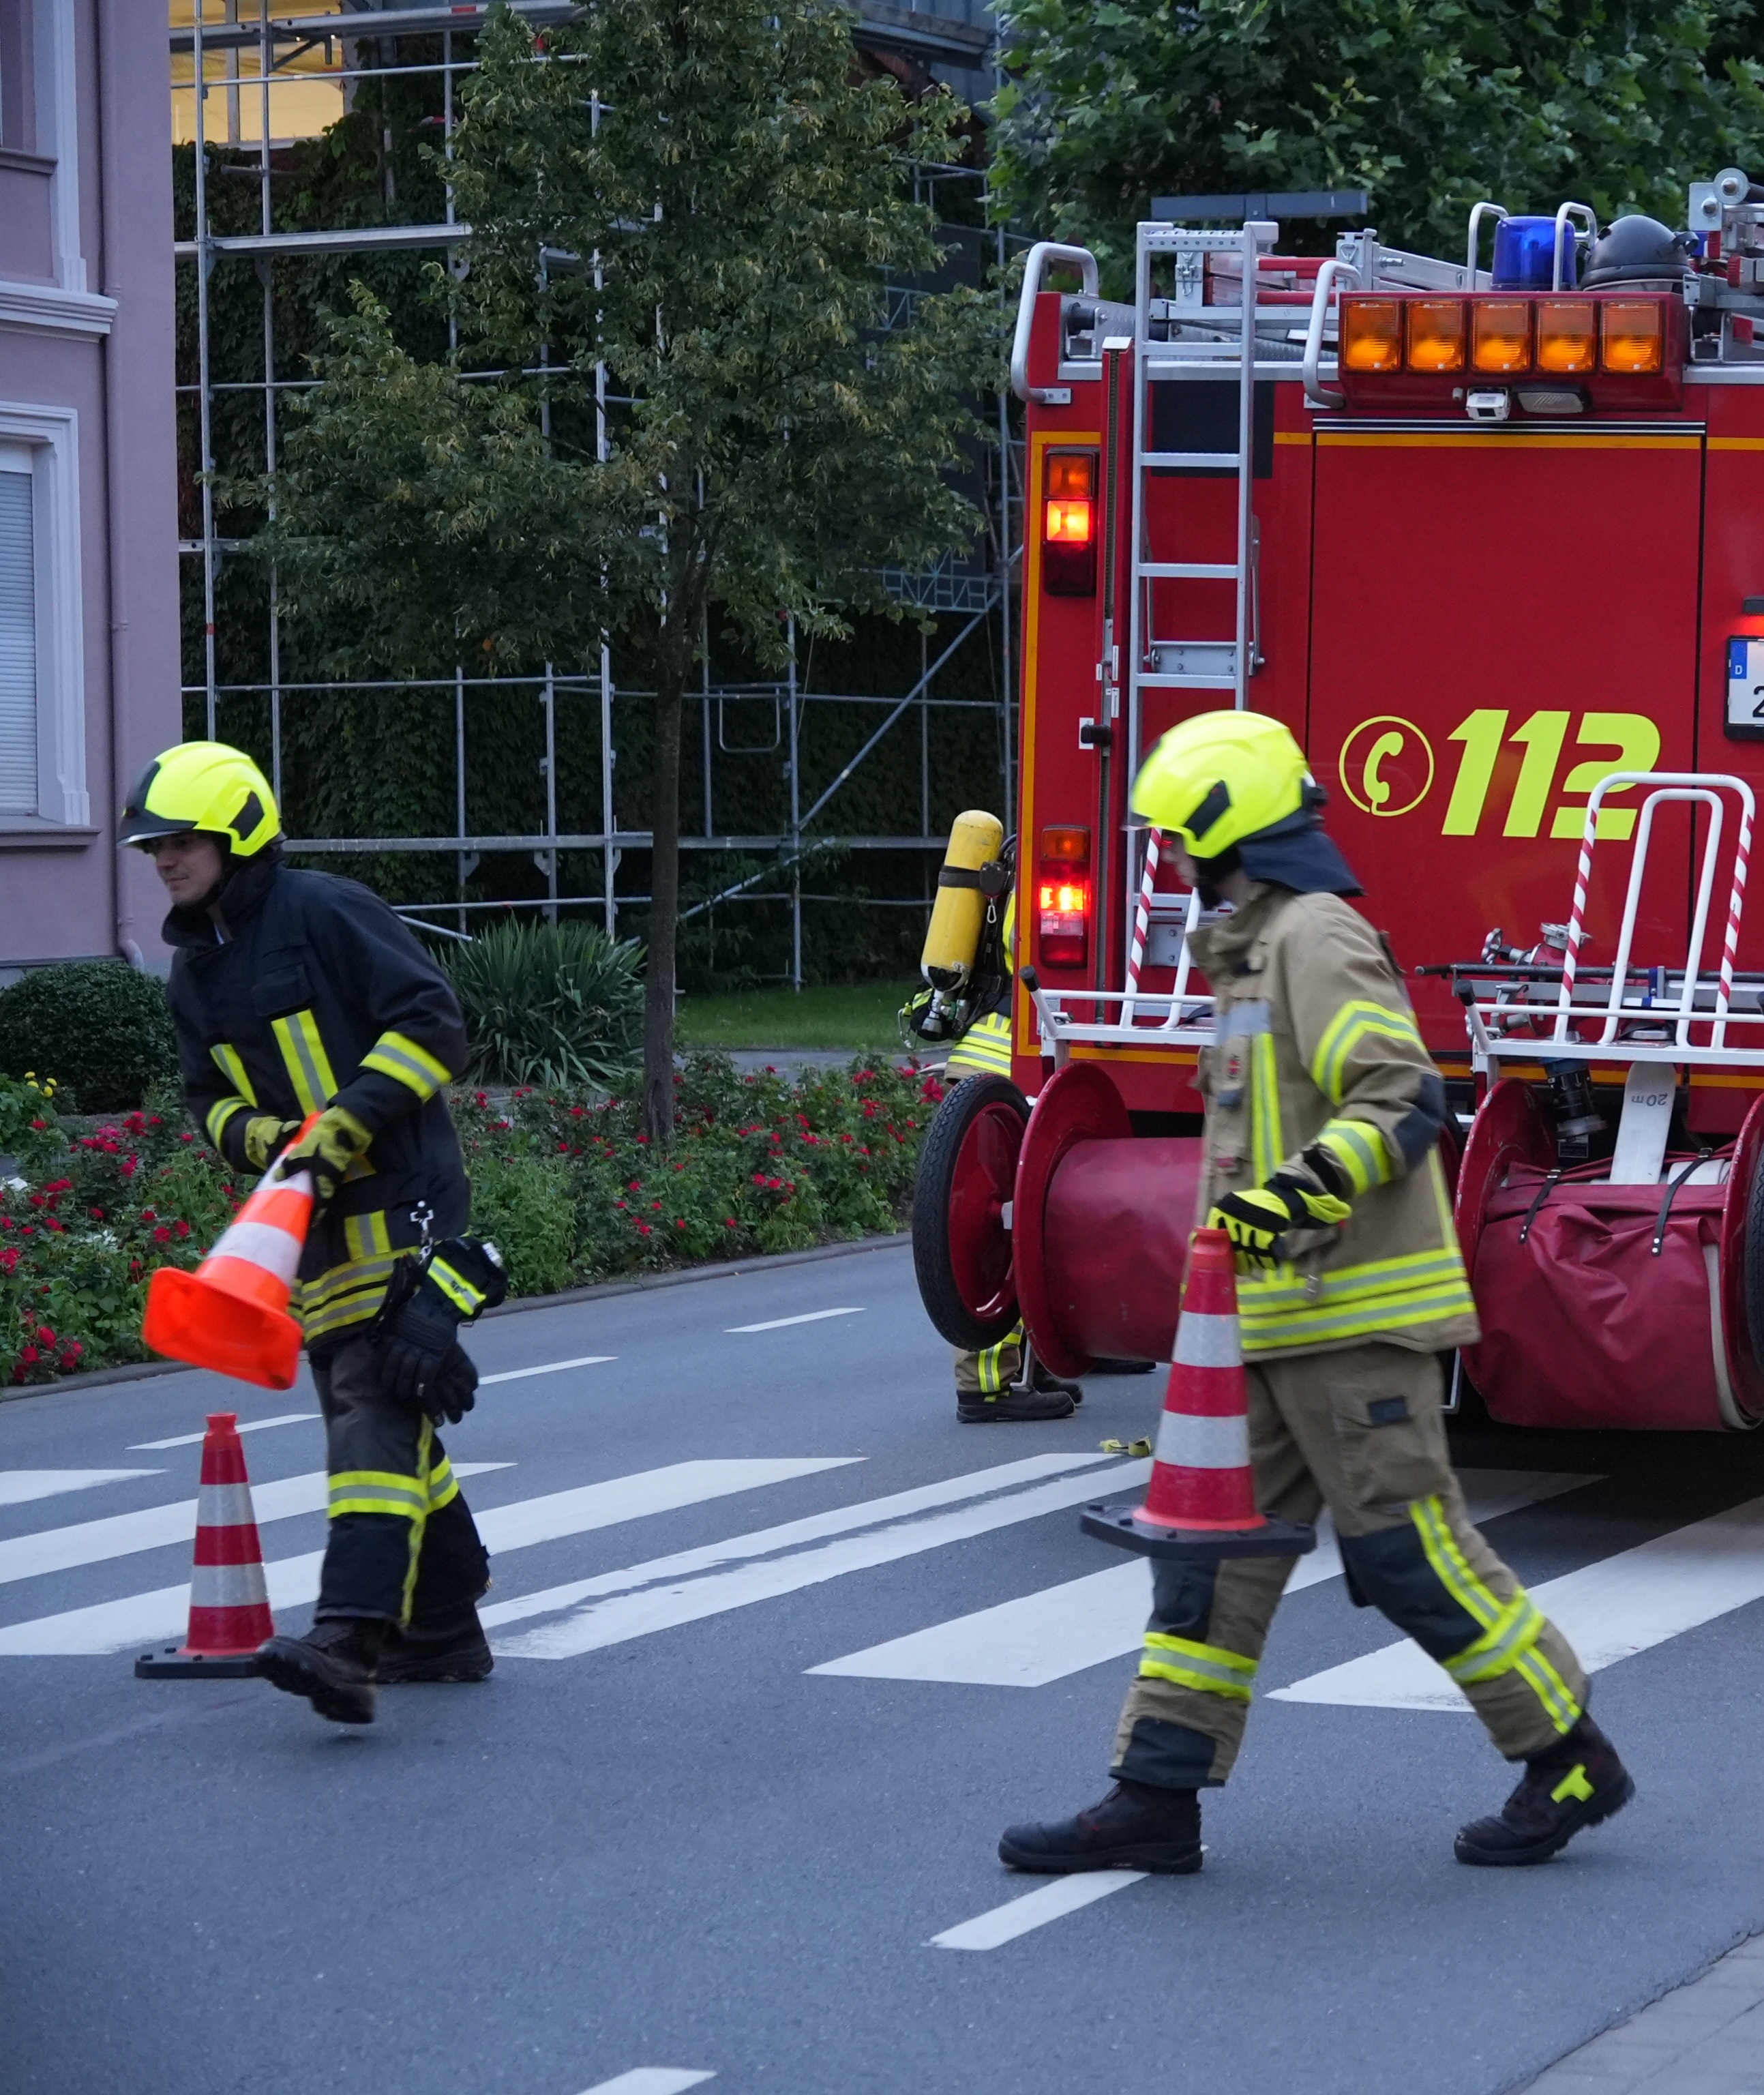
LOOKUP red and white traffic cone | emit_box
[1082,1228,1317,1562]
[141,1113,318,1391]
[135,1412,276,1678]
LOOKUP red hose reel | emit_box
[914,1061,1764,1431]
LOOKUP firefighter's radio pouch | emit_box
[371,1235,507,1425]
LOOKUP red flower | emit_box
[89,1207,104,1220]
[26,1194,43,1210]
[44,1217,63,1233]
[674,1218,687,1230]
[636,1221,652,1236]
[615,1200,627,1210]
[636,1134,650,1145]
[651,1200,662,1210]
[724,1217,736,1227]
[140,1209,157,1223]
[18,1346,38,1365]
[152,1226,171,1245]
[628,1180,642,1193]
[34,1326,53,1344]
[175,1220,191,1239]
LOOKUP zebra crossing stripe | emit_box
[1271,1491,1764,1712]
[0,1471,163,1507]
[810,1470,1598,1687]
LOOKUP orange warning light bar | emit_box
[1600,299,1664,374]
[1406,300,1466,373]
[1471,299,1531,374]
[1536,299,1597,374]
[1341,299,1401,372]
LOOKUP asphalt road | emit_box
[4,1239,1764,2095]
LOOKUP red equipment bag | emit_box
[1467,1164,1733,1431]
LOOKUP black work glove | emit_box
[372,1236,506,1421]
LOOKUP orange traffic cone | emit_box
[135,1412,276,1678]
[1082,1228,1317,1563]
[141,1113,318,1391]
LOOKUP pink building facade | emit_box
[0,0,179,976]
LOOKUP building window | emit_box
[0,406,85,832]
[0,448,34,814]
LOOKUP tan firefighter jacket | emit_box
[1189,882,1480,1359]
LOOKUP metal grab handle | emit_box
[1553,203,1598,291]
[1465,200,1508,282]
[1010,241,1101,404]
[1301,256,1358,411]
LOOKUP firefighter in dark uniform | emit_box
[120,741,505,1725]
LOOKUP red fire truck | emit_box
[914,177,1764,1434]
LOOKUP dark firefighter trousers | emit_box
[310,1331,490,1626]
[1113,1343,1588,1789]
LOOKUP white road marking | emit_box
[0,1457,855,1656]
[479,1356,616,1385]
[129,1414,318,1451]
[811,1469,1597,1687]
[0,1464,509,1588]
[0,1470,163,1507]
[725,1307,864,1333]
[577,2072,715,2094]
[930,1872,1146,1950]
[1272,1491,1764,1712]
[490,1458,1142,1661]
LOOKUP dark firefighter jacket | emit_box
[164,857,470,1350]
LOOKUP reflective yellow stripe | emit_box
[427,1454,459,1511]
[205,1094,252,1150]
[1250,1031,1281,1185]
[361,1028,452,1101]
[1139,1633,1257,1702]
[1238,1280,1477,1350]
[1315,1118,1392,1196]
[328,1468,426,1519]
[342,1210,394,1264]
[209,1042,258,1105]
[946,1013,1015,1076]
[1310,999,1424,1104]
[271,1009,338,1116]
[402,1420,434,1622]
[974,1322,1023,1395]
[1239,1245,1469,1311]
[1411,1497,1581,1734]
[296,1245,410,1342]
[428,1257,485,1317]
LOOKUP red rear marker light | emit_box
[1406,300,1466,372]
[1472,299,1531,374]
[1601,299,1664,374]
[1536,299,1596,374]
[1037,827,1090,968]
[1341,299,1401,372]
[1043,452,1098,597]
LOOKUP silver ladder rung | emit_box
[1143,450,1246,470]
[1139,562,1239,580]
[1138,671,1240,691]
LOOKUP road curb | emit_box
[0,1230,914,1406]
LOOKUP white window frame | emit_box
[0,399,85,831]
[0,0,113,338]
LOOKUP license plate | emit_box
[1726,636,1764,739]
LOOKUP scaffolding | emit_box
[168,0,1022,980]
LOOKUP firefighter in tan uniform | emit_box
[1000,711,1634,1873]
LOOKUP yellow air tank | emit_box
[921,809,1004,992]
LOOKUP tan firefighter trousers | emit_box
[1111,1341,1587,1789]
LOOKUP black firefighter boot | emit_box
[256,1617,388,1725]
[958,1345,1083,1424]
[998,1781,1204,1875]
[1454,1714,1635,1866]
[378,1601,494,1684]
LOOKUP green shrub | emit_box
[0,1055,937,1384]
[443,920,644,1089]
[0,962,180,1114]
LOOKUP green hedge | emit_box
[0,1056,941,1386]
[0,962,180,1115]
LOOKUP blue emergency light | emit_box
[1491,216,1577,291]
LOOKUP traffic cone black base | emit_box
[378,1604,494,1684]
[134,1646,261,1679]
[998,1781,1204,1875]
[257,1618,387,1725]
[1454,1717,1634,1867]
[1081,1504,1318,1562]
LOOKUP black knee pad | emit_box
[1148,1557,1223,1641]
[1337,1522,1484,1661]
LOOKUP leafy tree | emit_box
[256,0,991,1137]
[990,0,1764,287]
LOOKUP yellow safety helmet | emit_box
[1131,710,1312,859]
[117,741,282,858]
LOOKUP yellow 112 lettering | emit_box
[1441,709,1662,842]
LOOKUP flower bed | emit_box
[0,1056,940,1387]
